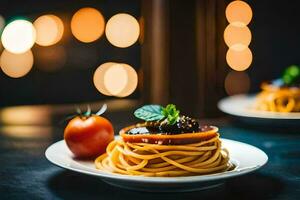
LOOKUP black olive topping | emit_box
[127,115,203,135]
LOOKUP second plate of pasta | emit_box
[218,95,300,126]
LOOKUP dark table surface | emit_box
[1,110,300,200]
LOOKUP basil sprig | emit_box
[282,65,300,85]
[134,104,180,125]
[161,104,180,125]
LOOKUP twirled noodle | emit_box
[254,83,300,112]
[95,133,234,177]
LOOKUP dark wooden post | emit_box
[195,0,227,117]
[141,0,170,105]
[141,0,227,117]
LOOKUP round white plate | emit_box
[45,137,268,192]
[218,95,300,126]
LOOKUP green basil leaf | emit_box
[134,105,165,121]
[162,104,180,125]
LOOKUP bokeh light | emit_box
[224,24,251,51]
[226,0,252,26]
[225,71,250,95]
[0,50,33,78]
[93,62,138,97]
[34,15,64,46]
[226,47,252,71]
[104,64,128,96]
[71,7,105,43]
[93,62,116,96]
[116,63,138,97]
[1,20,36,54]
[105,13,140,48]
[35,45,66,72]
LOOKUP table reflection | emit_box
[1,125,52,139]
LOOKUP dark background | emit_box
[0,0,300,107]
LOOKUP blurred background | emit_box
[0,0,141,107]
[0,0,300,122]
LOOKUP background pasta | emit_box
[254,83,300,112]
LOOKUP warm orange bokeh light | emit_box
[225,71,250,96]
[93,62,138,97]
[93,62,116,96]
[1,20,36,54]
[104,64,128,96]
[224,24,251,51]
[71,7,105,43]
[0,50,33,78]
[226,0,252,26]
[34,15,64,46]
[226,47,252,71]
[105,13,140,48]
[116,63,138,97]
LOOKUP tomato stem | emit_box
[96,104,107,116]
[73,104,107,119]
[84,105,91,116]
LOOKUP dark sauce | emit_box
[127,115,213,135]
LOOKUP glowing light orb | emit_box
[93,62,138,97]
[93,62,116,96]
[34,15,64,46]
[224,24,251,51]
[226,47,252,71]
[71,7,105,43]
[105,13,140,48]
[225,71,250,95]
[104,64,128,96]
[0,50,34,78]
[1,20,36,54]
[226,1,252,26]
[115,63,138,97]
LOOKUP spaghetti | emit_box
[95,130,233,177]
[254,83,300,112]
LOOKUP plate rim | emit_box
[45,138,268,183]
[218,94,300,120]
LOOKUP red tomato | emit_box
[64,115,114,159]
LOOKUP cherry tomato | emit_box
[64,115,114,159]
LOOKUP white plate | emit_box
[218,95,300,126]
[45,137,268,192]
